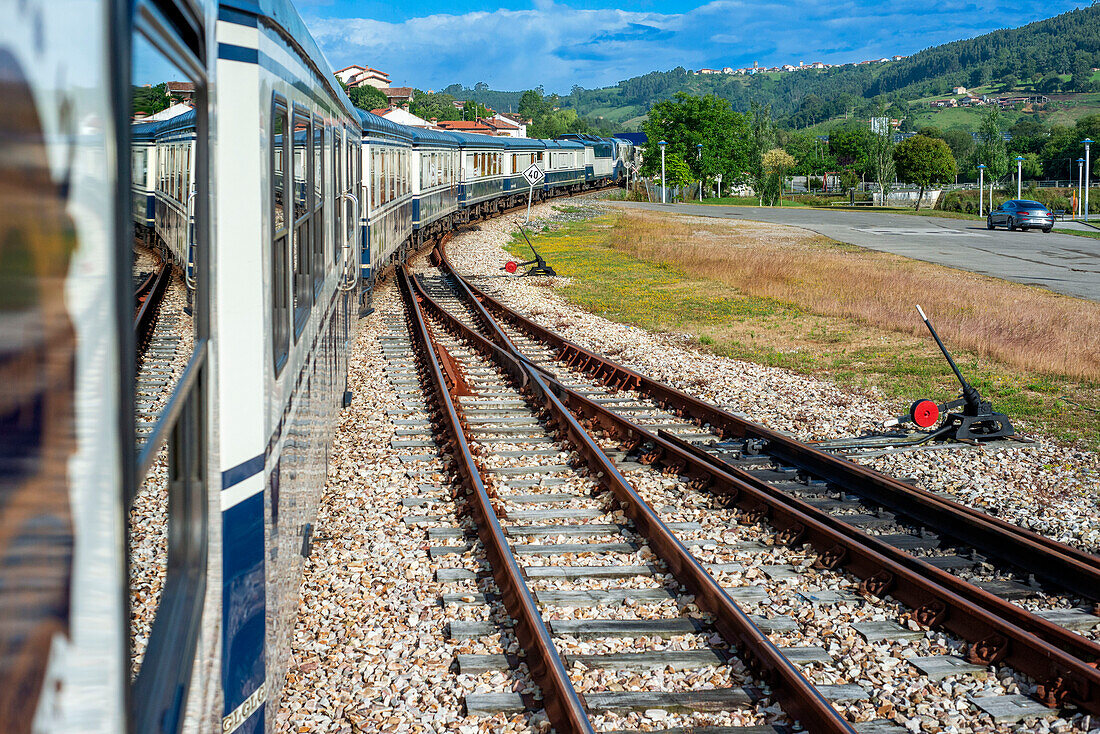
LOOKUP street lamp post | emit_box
[1014,156,1025,199]
[1078,158,1085,219]
[1084,139,1093,223]
[977,164,985,217]
[659,141,667,204]
[696,143,703,202]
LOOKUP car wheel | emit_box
[1008,217,1016,231]
[1043,227,1052,233]
[986,217,995,230]
[1022,226,1029,232]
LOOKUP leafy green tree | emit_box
[745,101,776,195]
[893,134,957,210]
[346,84,387,111]
[132,83,169,116]
[941,129,974,162]
[640,93,754,188]
[409,90,462,121]
[869,107,896,201]
[828,125,873,176]
[761,148,795,205]
[975,105,1009,182]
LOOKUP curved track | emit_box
[396,234,1100,723]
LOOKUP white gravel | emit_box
[269,197,1100,734]
[129,266,195,677]
[446,198,1100,554]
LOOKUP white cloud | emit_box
[304,0,1084,92]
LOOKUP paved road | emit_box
[613,201,1100,301]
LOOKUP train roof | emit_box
[223,0,358,120]
[357,109,414,143]
[543,138,585,150]
[443,131,509,149]
[500,137,547,151]
[131,108,196,141]
[407,127,461,148]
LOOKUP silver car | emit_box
[987,199,1054,232]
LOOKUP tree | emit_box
[869,106,896,202]
[132,83,170,116]
[746,101,776,196]
[664,151,694,198]
[828,125,873,176]
[975,105,1009,182]
[761,148,795,206]
[893,134,956,210]
[408,89,462,122]
[640,93,754,189]
[346,84,387,112]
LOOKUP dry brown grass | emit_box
[609,211,1100,382]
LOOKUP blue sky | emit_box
[298,0,1087,94]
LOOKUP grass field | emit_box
[506,210,1100,448]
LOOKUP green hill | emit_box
[449,6,1100,132]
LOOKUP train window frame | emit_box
[291,105,313,339]
[271,95,290,374]
[332,128,341,269]
[311,116,324,294]
[127,7,212,732]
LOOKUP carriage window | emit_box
[312,119,324,293]
[292,108,312,336]
[272,99,290,370]
[333,131,341,267]
[126,29,209,734]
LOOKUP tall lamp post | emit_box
[1084,139,1093,223]
[977,164,986,217]
[659,140,667,204]
[1014,156,1025,199]
[1078,158,1085,219]
[696,143,703,202]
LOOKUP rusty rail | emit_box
[440,249,1100,600]
[428,248,1100,716]
[134,259,170,356]
[410,272,859,733]
[396,267,593,734]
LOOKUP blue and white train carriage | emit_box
[0,1,625,733]
[358,110,413,288]
[409,127,461,244]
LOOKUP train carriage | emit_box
[409,127,461,243]
[451,131,508,216]
[213,3,363,731]
[542,138,587,192]
[358,110,413,290]
[131,120,159,238]
[0,1,624,733]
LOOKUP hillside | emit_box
[449,5,1100,131]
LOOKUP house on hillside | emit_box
[381,87,414,106]
[952,86,967,95]
[371,106,434,128]
[434,120,498,135]
[165,81,195,104]
[337,64,392,89]
[697,68,720,74]
[491,112,529,137]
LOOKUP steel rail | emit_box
[441,255,1100,664]
[134,259,171,352]
[439,249,1100,600]
[425,252,1100,716]
[396,267,594,734]
[410,272,860,733]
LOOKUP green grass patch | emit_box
[1053,227,1100,240]
[507,213,1100,448]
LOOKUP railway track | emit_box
[386,236,1100,728]
[132,249,192,448]
[394,266,890,732]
